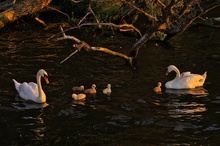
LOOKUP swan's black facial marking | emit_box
[43,74,48,78]
[43,74,49,84]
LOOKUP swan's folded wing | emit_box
[180,72,191,78]
[180,75,204,88]
[28,82,39,96]
[19,82,38,100]
[171,77,192,89]
[189,74,205,86]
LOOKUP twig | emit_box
[60,50,79,64]
[47,22,142,41]
[46,6,70,20]
[130,30,157,58]
[157,0,166,8]
[88,4,101,28]
[35,17,47,27]
[57,26,81,43]
[121,0,158,21]
[91,47,130,60]
[177,1,194,20]
[71,0,83,3]
[59,26,66,37]
[58,26,81,64]
[78,12,91,25]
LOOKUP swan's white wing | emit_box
[187,74,206,87]
[169,78,191,89]
[180,72,191,78]
[172,74,205,89]
[18,82,38,100]
[28,82,39,96]
[12,79,21,92]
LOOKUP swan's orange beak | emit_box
[44,76,49,84]
[166,70,169,76]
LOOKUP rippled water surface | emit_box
[0,25,220,145]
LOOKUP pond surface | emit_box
[0,24,220,145]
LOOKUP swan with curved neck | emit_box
[13,69,49,103]
[165,65,207,89]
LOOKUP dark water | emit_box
[0,25,220,145]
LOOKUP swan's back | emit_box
[185,72,207,86]
[169,73,207,89]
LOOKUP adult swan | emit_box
[165,65,207,89]
[13,69,49,103]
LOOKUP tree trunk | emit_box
[0,0,52,28]
[129,0,220,59]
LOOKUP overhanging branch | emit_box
[55,27,134,67]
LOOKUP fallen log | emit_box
[0,0,52,28]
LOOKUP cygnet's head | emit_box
[92,84,96,89]
[72,93,77,98]
[80,85,84,90]
[157,82,162,87]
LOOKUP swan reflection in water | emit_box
[165,87,208,118]
[12,97,49,110]
[166,101,207,118]
[165,87,209,97]
[11,98,48,141]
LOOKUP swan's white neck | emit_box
[36,73,46,103]
[168,66,181,86]
[173,66,181,80]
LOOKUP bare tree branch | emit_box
[60,50,79,64]
[88,3,101,28]
[0,0,52,28]
[56,27,134,66]
[47,22,142,41]
[35,17,47,27]
[157,0,166,8]
[78,12,91,25]
[47,0,220,67]
[46,5,70,20]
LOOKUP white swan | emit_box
[103,84,111,95]
[12,69,49,103]
[165,65,207,89]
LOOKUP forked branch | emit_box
[56,27,134,67]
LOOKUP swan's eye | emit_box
[43,74,48,78]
